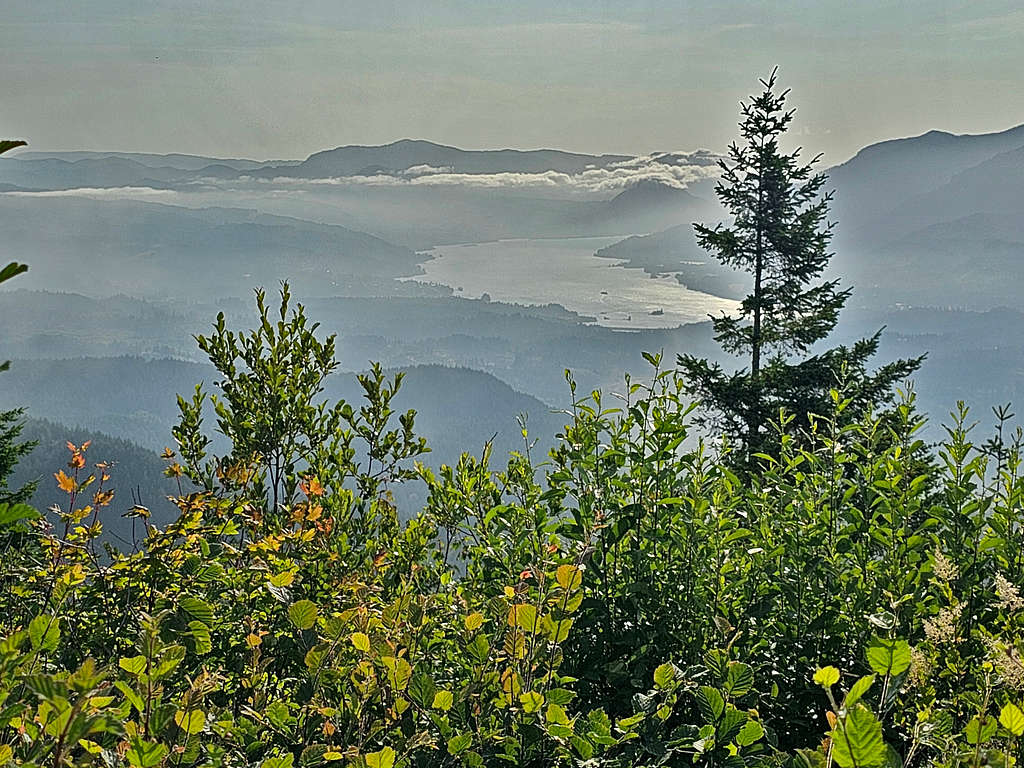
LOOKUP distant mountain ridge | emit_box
[12,150,297,171]
[263,138,631,179]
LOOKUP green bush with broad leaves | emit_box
[3,285,1024,767]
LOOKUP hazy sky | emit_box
[3,1,1023,162]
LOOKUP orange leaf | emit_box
[93,489,115,507]
[301,476,325,497]
[55,470,76,494]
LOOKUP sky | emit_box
[3,1,1024,163]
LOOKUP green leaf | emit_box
[555,564,582,591]
[719,706,748,744]
[126,737,167,768]
[723,662,753,696]
[305,644,327,671]
[152,645,185,679]
[350,632,370,652]
[545,703,570,725]
[571,734,594,759]
[866,637,912,678]
[465,634,489,663]
[546,688,575,706]
[187,620,212,655]
[266,701,291,728]
[0,503,39,528]
[288,599,319,630]
[118,656,148,677]
[447,733,472,756]
[300,744,329,767]
[114,681,145,714]
[653,662,677,689]
[965,715,998,745]
[736,718,765,747]
[432,690,454,711]
[845,675,876,709]
[28,615,61,651]
[543,614,573,643]
[409,671,436,706]
[179,597,214,627]
[813,666,840,688]
[1000,702,1024,737]
[830,704,887,768]
[696,686,725,722]
[262,755,295,768]
[508,603,540,634]
[520,691,544,713]
[22,673,69,701]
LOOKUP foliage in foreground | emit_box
[2,289,1024,767]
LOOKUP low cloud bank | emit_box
[252,149,723,196]
[2,186,179,200]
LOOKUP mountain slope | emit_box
[828,123,1024,230]
[0,356,566,464]
[0,196,423,300]
[8,418,182,540]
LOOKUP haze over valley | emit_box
[4,101,1024,530]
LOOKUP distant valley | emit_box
[4,127,1024,514]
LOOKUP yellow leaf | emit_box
[382,656,412,690]
[365,747,395,768]
[174,709,206,735]
[507,604,539,634]
[813,666,840,688]
[351,632,371,653]
[555,564,582,591]
[464,612,484,631]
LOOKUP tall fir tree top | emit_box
[696,68,850,366]
[679,71,921,458]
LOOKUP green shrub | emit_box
[3,288,1024,767]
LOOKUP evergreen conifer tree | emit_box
[678,71,922,456]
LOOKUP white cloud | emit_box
[2,186,179,200]
[232,150,723,196]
